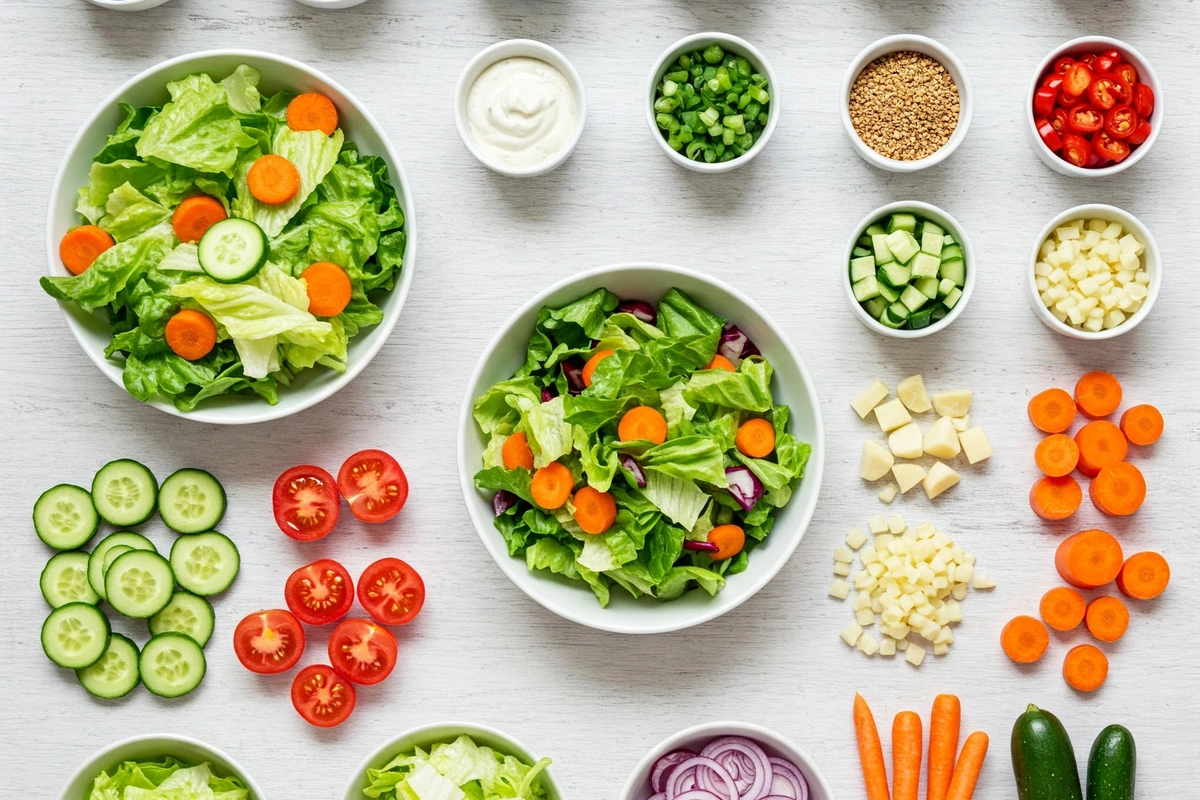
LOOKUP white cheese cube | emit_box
[1048,266,1066,283]
[887,514,906,534]
[1077,276,1100,296]
[853,592,872,611]
[906,643,927,666]
[851,380,891,419]
[875,533,894,552]
[878,637,896,656]
[1104,309,1127,329]
[1040,239,1056,258]
[1067,262,1088,281]
[958,425,993,464]
[897,374,933,413]
[933,605,951,625]
[846,528,868,550]
[1035,276,1050,292]
[840,621,864,647]
[834,545,855,564]
[1083,230,1102,248]
[878,483,898,504]
[923,462,960,500]
[829,579,851,599]
[860,439,895,481]
[860,546,879,565]
[1084,317,1103,332]
[973,573,996,589]
[888,422,924,459]
[833,561,851,577]
[858,633,880,656]
[923,416,962,459]
[934,627,954,645]
[888,623,911,640]
[874,398,912,432]
[867,563,884,578]
[895,637,909,651]
[1087,218,1107,232]
[857,607,877,627]
[899,594,915,612]
[918,619,942,641]
[868,515,888,534]
[1055,226,1080,241]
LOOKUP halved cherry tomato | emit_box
[1067,105,1104,135]
[1061,133,1092,168]
[1089,74,1131,110]
[1126,120,1152,145]
[285,559,354,626]
[273,465,339,541]
[1094,131,1131,163]
[233,609,306,675]
[1033,87,1057,118]
[1062,62,1093,96]
[291,664,356,728]
[1049,108,1069,138]
[328,618,398,686]
[1133,83,1155,119]
[1035,117,1063,152]
[1094,52,1118,73]
[1104,104,1138,139]
[337,449,408,523]
[358,557,426,626]
[1112,62,1138,87]
[1052,57,1076,74]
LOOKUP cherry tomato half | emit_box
[1049,108,1069,138]
[1035,117,1063,152]
[1112,62,1138,87]
[1104,104,1138,139]
[1126,120,1152,146]
[233,609,306,675]
[1052,57,1076,74]
[328,618,398,686]
[1133,83,1155,119]
[273,465,339,541]
[1088,74,1131,111]
[1067,105,1104,135]
[1033,87,1057,118]
[358,557,426,626]
[1062,62,1093,97]
[285,559,354,626]
[291,664,356,728]
[1094,131,1131,163]
[1060,133,1092,168]
[337,449,408,523]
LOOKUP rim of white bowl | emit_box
[843,201,976,338]
[45,49,416,424]
[85,0,172,9]
[1025,36,1164,178]
[840,35,973,172]
[1027,203,1161,339]
[453,39,588,178]
[456,261,826,634]
[645,32,780,173]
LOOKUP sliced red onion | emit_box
[651,750,696,793]
[683,540,720,553]
[541,387,555,403]
[767,757,808,800]
[620,454,647,488]
[700,737,772,800]
[668,757,738,800]
[725,466,764,512]
[718,323,760,363]
[561,361,586,395]
[492,490,517,516]
[648,794,668,800]
[671,793,722,800]
[617,299,658,325]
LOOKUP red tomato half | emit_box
[1062,63,1093,96]
[1133,83,1155,119]
[1112,62,1138,87]
[291,664,356,728]
[1067,105,1104,135]
[1126,120,1152,145]
[337,449,408,523]
[233,609,306,675]
[1035,117,1063,152]
[358,557,426,626]
[328,618,398,686]
[273,466,339,541]
[1088,74,1131,110]
[1104,105,1138,139]
[285,559,354,626]
[1094,131,1131,163]
[1061,134,1092,168]
[1033,87,1057,118]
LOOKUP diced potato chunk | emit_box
[951,415,970,432]
[878,637,896,656]
[860,440,895,481]
[887,515,906,534]
[897,374,933,413]
[972,572,994,589]
[923,461,960,499]
[857,607,876,626]
[833,562,851,577]
[874,398,912,432]
[923,416,962,459]
[892,463,927,494]
[846,528,868,550]
[829,579,851,599]
[851,379,890,419]
[841,621,864,647]
[906,643,927,666]
[933,643,950,656]
[878,483,898,504]
[931,389,972,417]
[868,515,888,534]
[888,422,924,459]
[858,633,880,656]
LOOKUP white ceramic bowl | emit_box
[343,722,563,800]
[645,33,780,173]
[454,39,587,178]
[841,35,973,172]
[85,0,172,10]
[620,721,835,800]
[293,0,369,7]
[457,263,825,634]
[46,50,416,425]
[58,734,264,800]
[1028,204,1161,339]
[844,201,976,338]
[1026,37,1163,178]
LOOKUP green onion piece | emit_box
[723,114,746,135]
[698,107,720,127]
[662,80,678,97]
[655,113,679,132]
[679,127,694,144]
[679,54,693,69]
[707,123,723,137]
[667,70,688,82]
[703,44,725,64]
[654,96,679,113]
[704,147,717,163]
[722,127,735,145]
[667,134,682,151]
[686,140,705,160]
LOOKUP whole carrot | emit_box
[854,693,891,800]
[946,731,989,800]
[927,694,961,800]
[892,711,923,800]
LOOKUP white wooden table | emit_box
[3,1,1196,797]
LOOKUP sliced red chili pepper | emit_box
[1101,49,1122,61]
[1133,83,1155,118]
[1112,62,1138,87]
[1079,53,1097,67]
[1049,108,1069,138]
[1035,117,1063,152]
[1053,57,1076,74]
[1034,87,1058,118]
[1094,131,1131,163]
[1088,74,1131,110]
[1042,73,1065,92]
[1067,104,1104,135]
[1059,91,1081,108]
[1126,120,1152,146]
[1060,133,1092,167]
[1104,104,1138,139]
[1095,53,1118,73]
[1086,149,1106,169]
[1062,63,1093,97]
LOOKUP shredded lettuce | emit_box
[86,758,248,800]
[363,735,550,800]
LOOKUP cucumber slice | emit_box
[150,591,215,647]
[871,233,894,265]
[886,302,910,323]
[941,244,964,262]
[197,218,268,283]
[921,229,944,256]
[104,551,175,619]
[140,632,206,697]
[944,287,964,310]
[852,275,881,302]
[877,282,899,303]
[878,261,911,288]
[158,469,226,534]
[887,213,917,234]
[77,633,140,699]
[41,602,111,669]
[91,459,158,527]
[88,532,156,601]
[101,544,135,576]
[40,551,100,608]
[939,258,966,287]
[908,308,935,330]
[170,531,240,597]
[863,296,888,320]
[900,285,929,313]
[865,223,887,237]
[911,252,941,279]
[33,485,98,550]
[884,230,920,264]
[849,255,876,282]
[852,246,872,259]
[914,277,940,300]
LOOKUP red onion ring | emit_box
[651,750,696,793]
[671,793,722,800]
[648,794,668,800]
[767,757,808,800]
[700,737,772,800]
[667,757,738,800]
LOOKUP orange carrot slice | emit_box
[301,261,352,317]
[1040,586,1087,631]
[287,92,339,136]
[572,486,617,534]
[1074,420,1127,477]
[736,418,776,458]
[1063,644,1109,692]
[1055,529,1123,589]
[581,349,615,387]
[618,406,667,444]
[1116,551,1170,600]
[59,225,114,275]
[247,154,301,204]
[501,432,534,471]
[172,194,227,243]
[1085,596,1129,643]
[1089,462,1146,516]
[1075,371,1122,418]
[1001,615,1049,664]
[1119,404,1163,445]
[530,462,573,509]
[1028,388,1077,433]
[1035,434,1079,477]
[1030,476,1082,520]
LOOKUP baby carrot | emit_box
[530,462,573,510]
[1055,529,1123,589]
[1075,371,1122,418]
[853,693,890,800]
[1029,476,1082,520]
[891,711,922,800]
[1028,388,1076,433]
[945,731,989,800]
[736,418,776,458]
[1039,586,1087,632]
[1074,420,1127,477]
[59,225,114,275]
[1089,462,1146,516]
[706,354,736,371]
[1035,434,1079,477]
[164,309,217,361]
[618,406,668,444]
[1085,596,1129,643]
[1001,615,1049,664]
[581,349,615,387]
[1119,403,1163,445]
[287,92,339,136]
[247,154,301,205]
[926,694,960,800]
[501,431,534,471]
[301,261,352,317]
[1063,644,1108,692]
[706,524,745,561]
[171,194,226,243]
[572,486,616,534]
[1116,551,1170,600]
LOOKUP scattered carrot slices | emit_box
[59,225,114,274]
[1035,434,1079,477]
[164,309,217,361]
[287,92,339,136]
[1089,461,1146,516]
[1030,475,1082,520]
[736,418,776,458]
[1063,644,1109,692]
[1075,371,1122,418]
[171,194,227,243]
[1085,596,1129,643]
[1039,586,1087,631]
[1001,615,1050,664]
[707,524,745,561]
[1055,529,1123,589]
[1028,388,1077,433]
[501,431,534,471]
[581,349,614,388]
[530,462,572,510]
[301,261,352,317]
[247,154,301,204]
[572,486,616,534]
[1074,420,1127,477]
[618,406,667,444]
[706,354,736,371]
[1116,551,1170,600]
[1120,403,1163,445]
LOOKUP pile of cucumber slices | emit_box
[34,460,239,699]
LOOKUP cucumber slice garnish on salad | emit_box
[33,484,98,550]
[149,591,215,647]
[104,550,175,619]
[197,218,268,284]
[170,531,240,597]
[140,632,207,698]
[158,469,226,534]
[40,551,100,608]
[87,532,156,601]
[77,633,141,699]
[41,602,111,670]
[90,459,158,527]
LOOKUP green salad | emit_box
[43,64,406,411]
[87,758,248,800]
[363,735,551,800]
[473,288,810,606]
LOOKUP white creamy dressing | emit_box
[466,57,577,170]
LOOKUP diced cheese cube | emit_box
[1034,261,1052,276]
[934,627,954,645]
[1048,266,1066,283]
[923,462,960,500]
[888,422,924,459]
[887,514,906,534]
[918,619,941,641]
[860,546,879,565]
[840,621,864,647]
[906,643,927,666]
[878,483,898,504]
[1035,276,1050,292]
[860,439,895,481]
[858,633,880,656]
[933,605,951,625]
[1077,276,1100,296]
[1087,218,1106,232]
[891,536,911,556]
[913,539,936,562]
[874,398,912,432]
[1084,317,1104,332]
[933,643,950,656]
[1105,309,1127,329]
[887,623,911,640]
[923,416,962,459]
[1083,229,1102,248]
[853,592,872,611]
[834,544,854,564]
[973,573,996,589]
[868,515,888,534]
[878,637,896,656]
[1056,225,1080,241]
[846,528,868,550]
[899,594,915,612]
[833,561,851,577]
[851,379,891,419]
[932,531,951,548]
[875,533,894,552]
[829,579,851,599]
[908,611,929,629]
[1067,262,1088,281]
[857,607,877,626]
[895,637,909,650]
[958,425,993,464]
[897,374,933,413]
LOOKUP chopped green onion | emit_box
[723,114,746,135]
[662,80,678,97]
[703,44,725,64]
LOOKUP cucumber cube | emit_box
[900,284,929,313]
[863,297,888,319]
[857,235,874,248]
[937,277,955,297]
[885,230,920,264]
[853,246,872,259]
[872,234,894,265]
[877,282,900,303]
[914,277,940,300]
[879,261,911,288]
[887,213,917,234]
[913,219,924,241]
[943,287,963,309]
[852,275,882,302]
[942,233,956,246]
[911,252,941,279]
[878,312,904,329]
[908,308,934,329]
[939,258,966,287]
[921,230,944,257]
[941,244,964,262]
[922,221,944,240]
[886,301,910,323]
[850,256,876,282]
[865,223,887,237]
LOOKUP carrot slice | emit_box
[501,431,534,471]
[618,406,667,444]
[1001,615,1049,664]
[1035,434,1079,477]
[736,418,776,458]
[706,354,736,371]
[581,349,615,387]
[300,261,352,317]
[1055,529,1123,589]
[1089,462,1146,516]
[59,225,114,275]
[247,154,301,204]
[1116,551,1170,600]
[530,462,573,510]
[1029,475,1082,520]
[946,731,989,800]
[164,309,218,361]
[927,694,961,800]
[707,524,745,561]
[1039,586,1087,631]
[1119,404,1163,445]
[171,194,227,243]
[1028,388,1076,433]
[853,693,890,800]
[287,92,339,136]
[1063,644,1109,692]
[1075,371,1122,418]
[1074,420,1127,477]
[891,711,922,800]
[572,486,617,534]
[1085,596,1129,643]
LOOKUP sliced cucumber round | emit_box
[91,459,158,527]
[42,602,111,669]
[40,551,100,608]
[77,633,140,699]
[170,531,240,597]
[34,485,99,550]
[197,217,268,283]
[140,632,206,698]
[101,544,135,575]
[104,550,175,619]
[149,591,215,647]
[158,469,226,534]
[88,532,157,601]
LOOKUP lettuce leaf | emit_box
[233,126,344,237]
[523,395,573,468]
[86,758,248,800]
[41,223,177,311]
[472,377,539,435]
[363,735,550,800]
[640,435,728,486]
[682,356,773,412]
[137,72,257,175]
[640,471,710,530]
[99,182,172,241]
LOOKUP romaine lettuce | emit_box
[86,758,248,800]
[363,735,550,800]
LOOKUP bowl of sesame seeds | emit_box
[842,35,972,172]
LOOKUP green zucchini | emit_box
[1012,704,1083,800]
[1087,724,1135,800]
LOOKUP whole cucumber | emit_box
[1087,724,1136,800]
[1012,704,1084,800]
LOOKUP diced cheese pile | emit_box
[829,514,993,666]
[1035,218,1150,333]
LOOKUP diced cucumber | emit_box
[871,233,894,265]
[158,469,226,534]
[887,213,917,234]
[197,218,268,284]
[944,287,964,309]
[34,485,98,551]
[850,255,876,282]
[91,459,157,528]
[852,246,872,259]
[878,261,911,288]
[877,282,900,303]
[88,532,156,601]
[912,218,923,240]
[856,235,873,249]
[920,230,944,257]
[884,230,920,264]
[878,312,904,329]
[908,308,935,329]
[900,284,929,313]
[140,633,206,698]
[77,633,140,699]
[886,302,910,323]
[170,531,240,597]
[865,223,887,237]
[922,221,944,240]
[914,277,940,300]
[105,551,175,619]
[941,243,964,262]
[42,602,110,669]
[939,258,966,287]
[852,275,881,302]
[150,591,215,648]
[863,297,889,319]
[938,277,956,297]
[911,252,941,279]
[41,551,100,608]
[943,233,956,246]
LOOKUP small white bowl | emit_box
[1026,37,1163,178]
[58,734,264,800]
[343,722,563,800]
[85,0,171,9]
[619,721,835,800]
[645,32,780,173]
[841,35,973,172]
[1028,204,1161,339]
[454,39,587,178]
[292,0,369,9]
[844,201,976,338]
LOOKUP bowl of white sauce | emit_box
[455,39,587,177]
